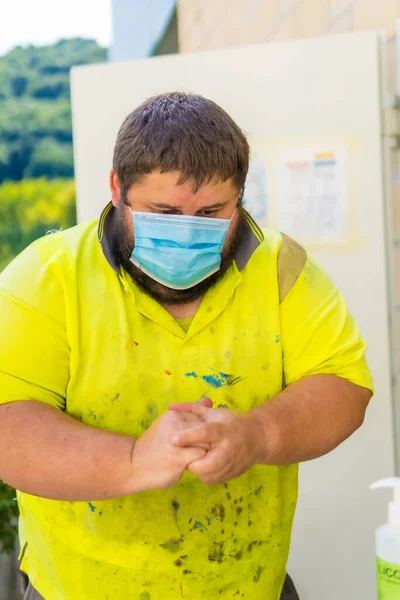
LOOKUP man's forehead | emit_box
[127,170,237,203]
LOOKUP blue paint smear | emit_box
[202,375,225,388]
[194,520,208,532]
[88,502,97,513]
[275,335,280,344]
[186,370,244,388]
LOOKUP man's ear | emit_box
[110,169,122,207]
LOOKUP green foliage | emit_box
[0,483,19,554]
[0,38,107,182]
[2,38,106,98]
[0,178,77,551]
[27,74,71,100]
[0,38,101,551]
[25,139,74,178]
[0,178,77,272]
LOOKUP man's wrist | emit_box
[250,403,281,465]
[125,437,149,495]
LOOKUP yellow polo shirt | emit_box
[0,205,373,600]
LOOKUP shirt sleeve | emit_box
[0,238,70,410]
[280,255,374,392]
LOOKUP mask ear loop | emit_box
[227,207,238,235]
[220,207,237,250]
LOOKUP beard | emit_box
[112,205,247,305]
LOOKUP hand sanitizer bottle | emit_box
[371,478,400,599]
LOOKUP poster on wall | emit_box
[277,147,348,244]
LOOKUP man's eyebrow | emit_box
[149,201,230,210]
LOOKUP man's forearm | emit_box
[0,401,137,501]
[252,375,372,466]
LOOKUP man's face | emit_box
[110,169,246,305]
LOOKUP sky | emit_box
[0,0,112,56]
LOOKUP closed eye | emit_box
[156,209,219,217]
[197,210,218,217]
[157,209,181,215]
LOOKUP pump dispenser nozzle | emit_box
[371,478,400,526]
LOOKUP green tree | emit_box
[0,38,107,181]
[25,138,74,178]
[27,74,71,100]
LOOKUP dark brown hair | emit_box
[113,92,250,198]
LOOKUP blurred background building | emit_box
[110,0,178,61]
[108,0,400,238]
[109,0,398,96]
[176,0,400,188]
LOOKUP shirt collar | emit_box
[97,202,264,275]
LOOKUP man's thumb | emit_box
[198,397,213,408]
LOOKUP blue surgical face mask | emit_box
[129,211,233,290]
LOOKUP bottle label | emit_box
[377,557,400,599]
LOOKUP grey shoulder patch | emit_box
[278,233,307,303]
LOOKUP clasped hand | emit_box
[132,398,266,491]
[169,401,266,485]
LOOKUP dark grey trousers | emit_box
[24,575,299,599]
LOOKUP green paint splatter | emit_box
[159,538,181,553]
[139,418,151,430]
[147,402,158,416]
[253,485,263,496]
[253,565,264,583]
[172,499,181,533]
[209,541,225,563]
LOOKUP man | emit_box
[0,92,372,600]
